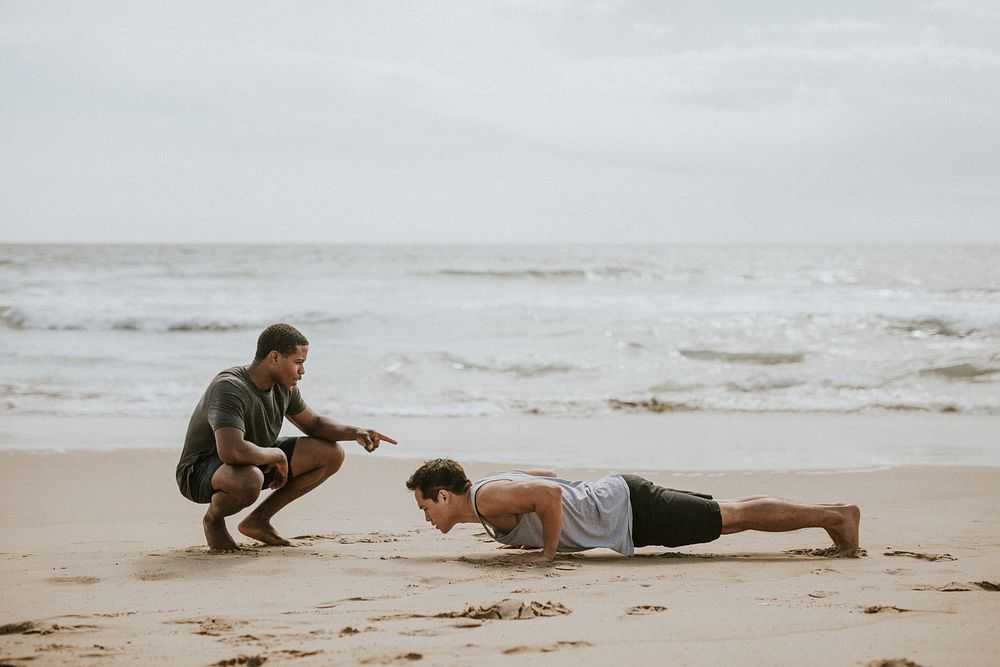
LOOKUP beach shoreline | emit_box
[3,432,999,665]
[3,411,1000,472]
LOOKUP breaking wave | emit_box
[679,349,806,365]
[438,353,581,378]
[919,363,1000,380]
[419,266,656,282]
[0,306,344,332]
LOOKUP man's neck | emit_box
[245,361,275,392]
[457,491,480,524]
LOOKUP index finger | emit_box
[375,432,398,445]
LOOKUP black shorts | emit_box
[623,474,722,548]
[178,437,298,504]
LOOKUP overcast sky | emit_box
[1,1,998,244]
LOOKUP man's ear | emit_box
[438,489,449,503]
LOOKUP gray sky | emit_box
[2,1,998,244]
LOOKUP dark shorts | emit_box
[623,474,723,548]
[178,437,298,504]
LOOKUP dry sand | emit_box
[2,418,999,666]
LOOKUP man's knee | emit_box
[214,465,264,506]
[319,440,345,474]
[296,438,345,476]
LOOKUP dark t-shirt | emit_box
[175,366,306,488]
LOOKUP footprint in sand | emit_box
[219,632,279,646]
[45,576,101,585]
[862,605,912,614]
[913,581,1000,592]
[95,611,138,618]
[134,570,182,582]
[275,649,323,659]
[0,621,36,635]
[884,549,956,562]
[503,640,591,654]
[360,653,423,664]
[213,656,266,667]
[0,621,100,636]
[439,599,570,620]
[296,531,407,544]
[315,596,388,609]
[166,617,246,636]
[626,605,667,615]
[371,599,572,623]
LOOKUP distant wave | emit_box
[680,349,806,365]
[0,306,343,332]
[439,353,580,378]
[648,378,805,394]
[418,266,656,282]
[608,397,986,415]
[1,384,103,401]
[0,307,27,329]
[865,403,963,414]
[919,363,1000,380]
[0,309,254,332]
[889,318,976,338]
[609,398,701,413]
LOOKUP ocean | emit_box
[2,244,999,466]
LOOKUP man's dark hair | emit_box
[406,458,471,501]
[255,323,309,361]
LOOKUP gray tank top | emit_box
[471,472,634,556]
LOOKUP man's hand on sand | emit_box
[508,551,556,566]
[356,429,398,453]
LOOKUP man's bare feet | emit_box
[203,515,241,553]
[825,504,862,556]
[238,516,292,546]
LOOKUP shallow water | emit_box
[2,244,999,422]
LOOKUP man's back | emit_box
[471,472,634,555]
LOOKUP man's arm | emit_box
[287,405,398,452]
[214,426,289,489]
[477,479,562,563]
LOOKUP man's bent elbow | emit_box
[216,440,250,466]
[543,484,563,508]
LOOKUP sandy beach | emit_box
[2,416,999,666]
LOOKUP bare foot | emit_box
[203,515,241,553]
[824,504,861,556]
[238,516,292,546]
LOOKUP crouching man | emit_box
[177,323,397,552]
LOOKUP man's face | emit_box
[273,345,308,390]
[415,489,456,534]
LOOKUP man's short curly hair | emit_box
[255,323,309,360]
[406,458,471,501]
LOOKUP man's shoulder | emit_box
[473,473,537,495]
[479,471,532,482]
[211,366,250,386]
[207,367,255,398]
